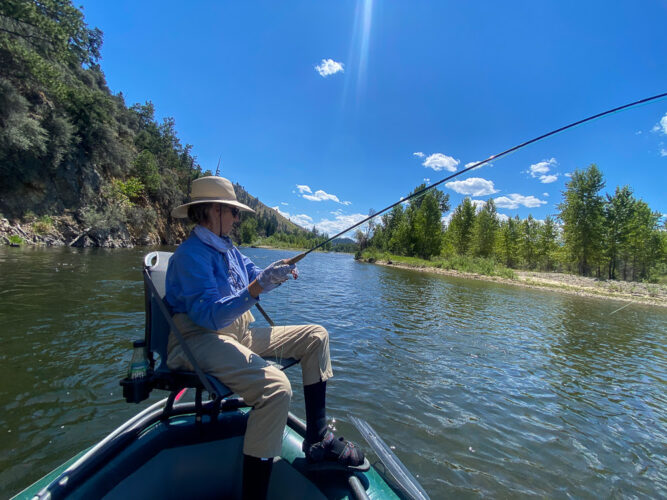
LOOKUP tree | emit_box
[448,197,476,255]
[472,199,499,258]
[498,216,521,268]
[133,149,160,194]
[380,204,405,253]
[354,229,369,252]
[538,216,559,271]
[626,201,662,281]
[239,217,258,245]
[603,186,635,279]
[520,215,540,269]
[557,164,605,276]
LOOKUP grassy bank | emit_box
[358,249,516,279]
[358,250,667,307]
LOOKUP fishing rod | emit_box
[285,91,667,266]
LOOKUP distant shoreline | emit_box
[365,259,667,308]
[250,244,353,255]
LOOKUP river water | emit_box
[1,246,665,498]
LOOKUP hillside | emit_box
[0,1,307,248]
[233,183,304,235]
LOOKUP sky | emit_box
[78,0,667,236]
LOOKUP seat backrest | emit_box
[144,251,174,370]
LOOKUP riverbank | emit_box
[0,215,186,248]
[365,258,667,308]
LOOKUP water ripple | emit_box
[1,247,666,498]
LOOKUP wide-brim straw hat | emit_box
[171,176,255,218]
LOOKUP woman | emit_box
[165,176,365,499]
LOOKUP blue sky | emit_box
[79,0,667,235]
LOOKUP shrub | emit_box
[8,235,24,246]
[33,215,54,234]
[80,204,125,231]
[126,205,157,232]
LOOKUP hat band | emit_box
[189,196,237,203]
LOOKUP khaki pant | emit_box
[167,311,333,458]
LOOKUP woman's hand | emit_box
[257,260,297,292]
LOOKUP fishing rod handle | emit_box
[284,252,308,266]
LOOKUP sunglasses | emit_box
[227,206,240,217]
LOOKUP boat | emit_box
[13,252,428,499]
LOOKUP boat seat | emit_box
[142,251,298,401]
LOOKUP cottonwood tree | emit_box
[448,197,476,255]
[472,198,499,258]
[558,164,605,276]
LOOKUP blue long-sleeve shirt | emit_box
[165,233,262,330]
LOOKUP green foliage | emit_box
[80,203,125,231]
[604,186,635,279]
[538,216,558,271]
[359,249,515,279]
[368,184,449,259]
[520,215,540,269]
[557,164,605,276]
[0,1,199,229]
[8,234,24,245]
[32,214,53,234]
[239,217,258,245]
[116,177,145,202]
[497,216,521,268]
[363,173,664,283]
[472,199,498,258]
[132,150,160,194]
[448,197,476,255]
[127,203,157,225]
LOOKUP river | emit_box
[1,246,665,498]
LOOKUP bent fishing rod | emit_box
[285,91,667,266]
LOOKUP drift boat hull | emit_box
[13,397,404,500]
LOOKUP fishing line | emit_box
[609,300,634,316]
[284,91,667,265]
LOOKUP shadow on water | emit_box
[1,247,666,498]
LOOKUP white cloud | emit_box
[636,130,642,135]
[543,192,549,197]
[413,152,425,158]
[423,153,459,172]
[494,193,547,209]
[423,178,430,184]
[529,158,557,178]
[445,177,498,196]
[539,174,559,184]
[441,211,453,227]
[281,202,288,206]
[315,59,344,77]
[471,199,486,211]
[315,213,367,236]
[661,148,667,157]
[271,206,313,229]
[303,190,341,202]
[652,113,667,135]
[300,187,351,205]
[564,172,572,178]
[496,213,509,222]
